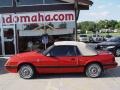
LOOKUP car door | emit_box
[36,45,61,73]
[47,45,80,73]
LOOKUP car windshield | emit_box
[42,45,54,55]
[107,37,120,42]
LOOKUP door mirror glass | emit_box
[46,53,55,57]
[46,53,50,57]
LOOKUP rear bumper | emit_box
[103,62,118,69]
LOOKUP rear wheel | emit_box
[85,63,102,78]
[18,64,35,79]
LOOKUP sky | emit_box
[78,0,120,22]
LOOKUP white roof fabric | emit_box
[54,41,97,56]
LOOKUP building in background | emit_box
[0,0,92,56]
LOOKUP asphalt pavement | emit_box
[0,58,7,75]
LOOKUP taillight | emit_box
[112,56,115,62]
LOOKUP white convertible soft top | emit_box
[54,41,97,56]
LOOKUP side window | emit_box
[74,46,81,56]
[49,46,77,57]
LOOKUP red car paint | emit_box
[5,50,117,74]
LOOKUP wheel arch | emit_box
[17,62,36,72]
[84,61,103,72]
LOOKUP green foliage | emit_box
[78,21,96,33]
[78,20,118,33]
[108,20,118,29]
[97,20,108,29]
[115,21,120,30]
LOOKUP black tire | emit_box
[116,48,120,57]
[85,63,102,78]
[18,64,35,79]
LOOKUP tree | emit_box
[97,20,117,30]
[108,20,118,30]
[78,20,119,34]
[97,20,109,29]
[115,21,120,30]
[78,21,96,33]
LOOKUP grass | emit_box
[101,33,120,36]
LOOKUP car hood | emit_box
[14,51,43,58]
[98,41,120,46]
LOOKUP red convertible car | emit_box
[5,41,117,79]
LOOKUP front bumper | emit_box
[5,66,18,73]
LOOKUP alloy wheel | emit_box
[86,63,102,78]
[19,65,35,79]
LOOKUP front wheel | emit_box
[18,64,35,79]
[85,63,102,78]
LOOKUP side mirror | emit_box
[46,53,50,57]
[46,53,55,57]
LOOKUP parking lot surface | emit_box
[0,58,120,90]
